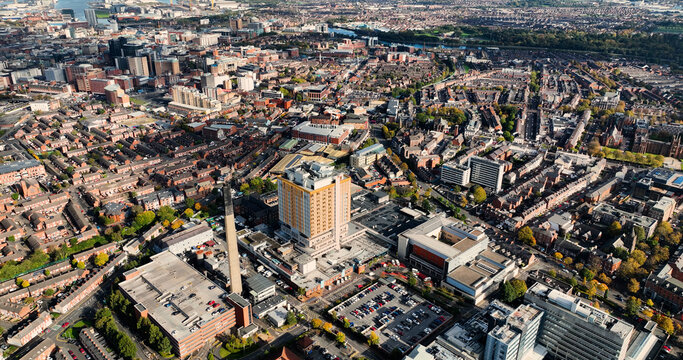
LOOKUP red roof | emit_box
[275,347,302,360]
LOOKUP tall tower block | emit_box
[223,185,243,294]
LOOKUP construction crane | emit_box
[211,0,215,10]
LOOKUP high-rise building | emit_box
[469,156,505,193]
[169,85,221,114]
[223,185,243,294]
[525,283,635,360]
[484,304,543,360]
[237,76,254,91]
[278,162,351,257]
[127,57,150,77]
[153,58,180,75]
[108,37,127,59]
[201,73,216,88]
[84,9,97,27]
[43,67,66,82]
[229,17,243,30]
[122,41,144,57]
[441,162,471,187]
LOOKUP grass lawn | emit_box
[3,345,17,357]
[130,97,147,106]
[61,320,91,339]
[219,345,258,359]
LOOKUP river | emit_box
[55,0,170,21]
[329,27,457,50]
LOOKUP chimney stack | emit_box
[223,184,242,294]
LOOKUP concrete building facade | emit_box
[278,162,351,257]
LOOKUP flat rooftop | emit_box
[118,251,233,343]
[528,282,633,339]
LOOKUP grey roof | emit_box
[245,274,275,294]
[252,295,286,316]
[227,292,250,308]
[0,159,42,175]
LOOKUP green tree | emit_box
[311,318,322,329]
[608,221,622,237]
[368,331,380,346]
[286,311,297,325]
[11,193,19,200]
[95,308,112,329]
[580,268,595,282]
[587,138,601,156]
[627,278,640,294]
[116,333,137,359]
[343,318,350,328]
[501,279,527,302]
[630,249,647,267]
[250,177,264,193]
[625,296,641,317]
[655,316,674,335]
[517,226,536,246]
[634,226,646,242]
[472,185,486,204]
[94,253,109,267]
[208,353,215,360]
[134,211,156,229]
[157,206,177,224]
[336,331,346,344]
[157,336,172,355]
[408,273,418,287]
[422,199,432,213]
[184,208,194,218]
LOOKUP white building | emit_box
[44,67,66,82]
[469,156,505,193]
[237,76,254,91]
[196,33,220,46]
[484,304,544,360]
[350,143,386,168]
[84,9,97,27]
[155,223,213,254]
[525,283,635,360]
[441,162,471,187]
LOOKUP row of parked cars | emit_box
[350,290,396,319]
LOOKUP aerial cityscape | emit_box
[0,0,681,360]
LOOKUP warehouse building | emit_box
[119,251,251,358]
